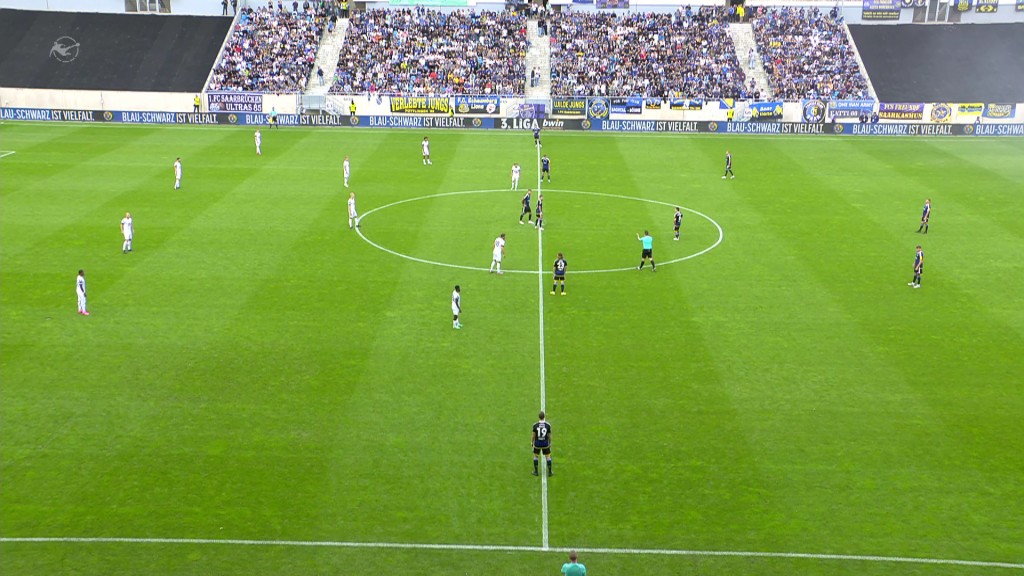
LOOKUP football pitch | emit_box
[1,122,1023,575]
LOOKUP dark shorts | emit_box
[533,444,551,455]
[921,216,930,223]
[674,224,681,231]
[554,273,565,281]
[642,248,653,258]
[542,167,550,173]
[522,206,532,214]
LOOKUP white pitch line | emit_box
[536,143,549,550]
[0,150,16,159]
[355,189,723,274]
[1,538,1021,570]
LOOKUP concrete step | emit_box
[305,19,349,95]
[729,22,773,99]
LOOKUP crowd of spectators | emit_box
[331,8,527,96]
[750,6,870,100]
[548,7,747,99]
[207,2,326,93]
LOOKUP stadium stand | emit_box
[331,8,527,96]
[548,7,747,99]
[848,23,1024,102]
[208,5,327,93]
[750,6,870,100]
[0,9,231,92]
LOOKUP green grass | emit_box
[1,123,1023,575]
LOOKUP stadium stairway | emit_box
[729,23,773,99]
[525,19,552,100]
[305,18,349,95]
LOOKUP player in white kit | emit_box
[451,285,462,329]
[76,269,89,316]
[511,162,521,190]
[120,211,133,253]
[173,157,182,189]
[347,192,358,229]
[254,129,262,155]
[422,137,431,165]
[489,233,506,275]
[343,156,351,188]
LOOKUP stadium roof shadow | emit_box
[0,9,232,92]
[849,23,1024,102]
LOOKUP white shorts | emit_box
[123,232,133,240]
[452,305,460,315]
[348,208,358,218]
[492,251,502,263]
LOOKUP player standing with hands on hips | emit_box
[909,245,924,288]
[76,269,89,316]
[422,137,432,165]
[917,198,930,233]
[347,192,358,229]
[173,157,182,189]
[120,212,133,253]
[532,411,552,477]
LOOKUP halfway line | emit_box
[2,538,1021,570]
[536,141,549,550]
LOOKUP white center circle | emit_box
[355,189,724,274]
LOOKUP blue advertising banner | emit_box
[6,107,1024,137]
[454,96,500,115]
[829,100,875,119]
[207,91,263,113]
[975,0,998,11]
[983,103,1016,119]
[878,102,925,120]
[1017,0,1024,11]
[951,0,972,10]
[670,98,704,111]
[645,98,663,110]
[610,97,643,114]
[749,101,784,121]
[862,0,901,19]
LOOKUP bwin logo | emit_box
[50,36,80,63]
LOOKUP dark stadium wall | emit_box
[0,9,233,92]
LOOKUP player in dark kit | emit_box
[533,127,541,147]
[535,194,544,230]
[532,411,552,476]
[541,154,551,182]
[552,252,567,295]
[673,207,683,240]
[519,188,533,224]
[909,245,924,288]
[917,198,931,233]
[722,150,735,179]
